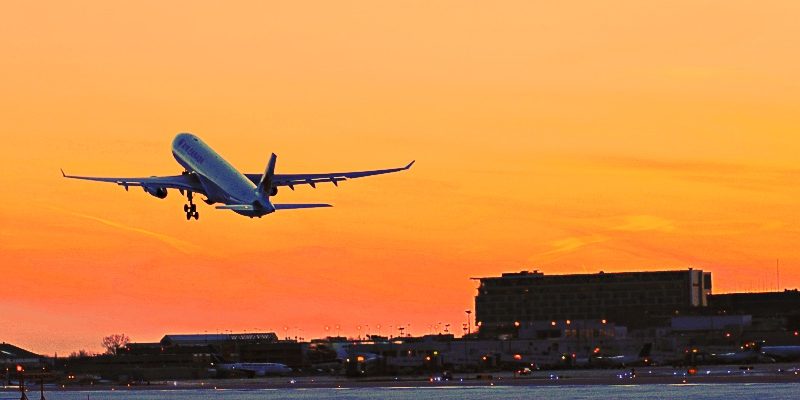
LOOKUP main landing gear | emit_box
[184,191,199,220]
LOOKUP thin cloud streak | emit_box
[532,234,609,260]
[574,156,800,193]
[530,215,677,263]
[612,215,676,233]
[51,207,202,255]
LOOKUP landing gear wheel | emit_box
[183,191,197,220]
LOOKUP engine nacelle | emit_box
[142,186,168,199]
[269,186,278,196]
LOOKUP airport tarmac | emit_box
[5,363,797,393]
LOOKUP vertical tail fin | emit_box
[257,153,277,195]
[638,343,652,358]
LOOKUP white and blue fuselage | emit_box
[171,133,274,216]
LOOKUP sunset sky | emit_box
[2,1,800,355]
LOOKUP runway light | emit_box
[356,356,365,363]
[551,321,556,326]
[514,321,520,327]
[566,320,571,325]
[513,354,522,360]
[16,365,23,372]
[601,319,607,324]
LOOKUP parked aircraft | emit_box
[212,361,292,377]
[589,343,654,368]
[63,133,414,220]
[760,346,800,362]
[708,350,775,364]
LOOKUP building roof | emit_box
[0,342,42,360]
[160,332,279,346]
[475,268,704,283]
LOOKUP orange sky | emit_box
[2,1,800,355]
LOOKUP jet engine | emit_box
[270,186,278,196]
[142,186,168,199]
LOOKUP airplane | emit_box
[62,133,414,220]
[588,343,654,368]
[708,350,775,364]
[760,346,800,361]
[212,361,293,378]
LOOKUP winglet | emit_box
[60,168,66,177]
[405,160,415,170]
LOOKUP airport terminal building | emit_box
[474,269,712,335]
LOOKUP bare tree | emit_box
[101,333,130,355]
[68,349,94,358]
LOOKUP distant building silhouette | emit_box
[474,269,711,336]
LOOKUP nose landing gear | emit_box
[184,191,199,220]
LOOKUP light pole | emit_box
[17,365,28,400]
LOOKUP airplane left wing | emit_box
[61,169,205,193]
[244,161,414,190]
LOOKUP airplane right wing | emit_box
[245,161,414,190]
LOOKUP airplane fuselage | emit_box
[216,362,292,377]
[171,133,273,217]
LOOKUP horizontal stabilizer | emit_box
[215,204,255,211]
[274,203,332,210]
